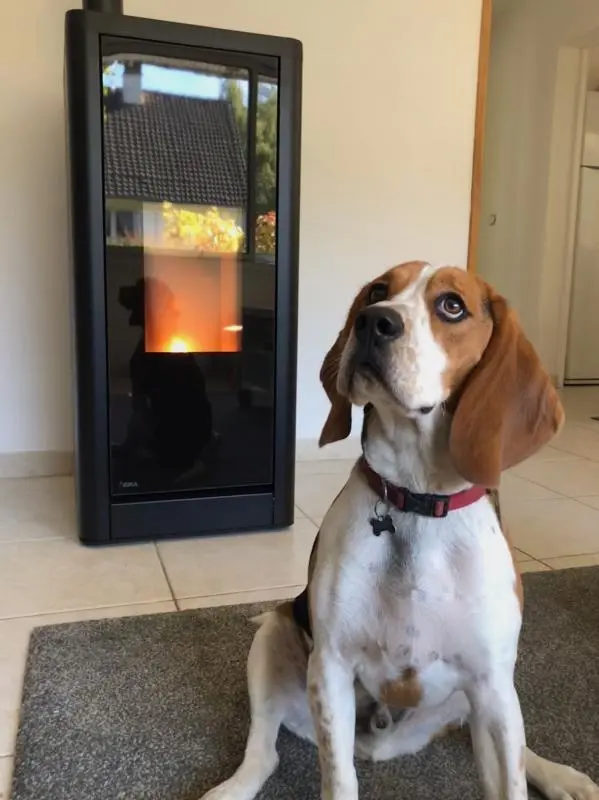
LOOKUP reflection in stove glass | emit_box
[101,46,278,497]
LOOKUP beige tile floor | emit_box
[2,386,599,796]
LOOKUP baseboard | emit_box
[0,450,74,479]
[295,436,361,461]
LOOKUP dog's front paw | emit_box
[198,787,226,800]
[198,780,240,800]
[540,765,599,800]
[354,726,396,762]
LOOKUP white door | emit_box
[565,167,599,382]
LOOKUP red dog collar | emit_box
[358,456,487,518]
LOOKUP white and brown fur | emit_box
[200,263,599,800]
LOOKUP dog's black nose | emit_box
[354,306,404,346]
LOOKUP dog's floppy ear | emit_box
[449,286,564,488]
[318,283,373,447]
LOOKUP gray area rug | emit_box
[12,567,599,800]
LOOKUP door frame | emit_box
[546,47,589,386]
[466,1,595,386]
[467,0,493,274]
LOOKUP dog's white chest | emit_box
[352,580,494,708]
[314,492,522,710]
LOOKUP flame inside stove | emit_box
[166,335,193,353]
[143,253,241,354]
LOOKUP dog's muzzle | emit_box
[352,306,404,377]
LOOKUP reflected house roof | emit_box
[103,91,247,208]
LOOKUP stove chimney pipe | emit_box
[83,0,123,13]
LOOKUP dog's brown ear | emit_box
[319,331,352,447]
[318,283,373,447]
[449,287,564,488]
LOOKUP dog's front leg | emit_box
[525,749,599,799]
[308,648,358,800]
[468,673,527,800]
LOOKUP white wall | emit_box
[478,0,599,373]
[0,0,482,456]
[0,2,76,453]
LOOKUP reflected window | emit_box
[102,57,249,253]
[255,78,278,257]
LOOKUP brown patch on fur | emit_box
[504,521,524,612]
[279,529,324,645]
[520,744,526,773]
[380,667,423,708]
[430,721,462,742]
[487,489,524,612]
[275,600,295,620]
[486,488,502,526]
[302,532,321,641]
[308,686,335,789]
[443,279,564,488]
[425,268,494,396]
[307,531,320,583]
[318,261,427,446]
[385,261,429,297]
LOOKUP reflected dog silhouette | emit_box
[118,278,214,476]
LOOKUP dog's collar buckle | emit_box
[358,456,486,530]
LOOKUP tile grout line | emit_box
[507,473,574,501]
[537,551,599,568]
[570,496,599,512]
[538,558,555,569]
[508,472,599,505]
[511,431,599,494]
[518,560,552,571]
[515,546,537,561]
[533,549,599,567]
[0,598,175,624]
[0,535,67,547]
[153,543,181,611]
[517,550,559,569]
[178,583,305,603]
[546,437,599,464]
[295,503,321,522]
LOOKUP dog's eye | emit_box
[368,282,388,305]
[435,293,468,323]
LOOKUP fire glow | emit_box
[143,254,241,354]
[166,336,194,353]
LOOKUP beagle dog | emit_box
[201,262,599,800]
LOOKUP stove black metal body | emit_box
[64,9,301,544]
